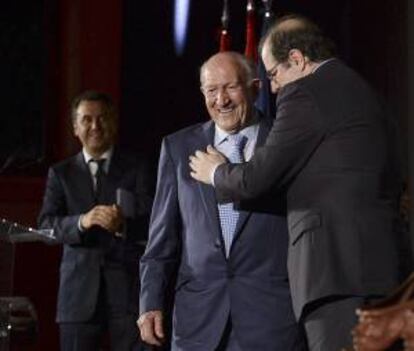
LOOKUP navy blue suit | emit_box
[140,119,306,351]
[38,149,152,350]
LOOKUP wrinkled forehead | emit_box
[201,59,244,87]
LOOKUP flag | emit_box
[219,0,231,51]
[244,0,258,62]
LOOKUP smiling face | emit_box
[200,54,258,133]
[73,100,117,158]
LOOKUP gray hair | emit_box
[200,51,257,85]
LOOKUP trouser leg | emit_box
[215,318,242,351]
[108,313,140,351]
[302,296,365,351]
[60,322,103,351]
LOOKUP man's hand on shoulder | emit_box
[81,204,123,234]
[189,145,227,184]
[137,310,165,346]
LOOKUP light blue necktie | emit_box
[218,133,247,257]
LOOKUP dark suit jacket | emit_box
[140,119,305,351]
[215,59,402,318]
[38,149,152,323]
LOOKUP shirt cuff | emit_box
[210,164,220,187]
[115,221,126,239]
[78,215,85,232]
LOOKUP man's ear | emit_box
[288,49,306,70]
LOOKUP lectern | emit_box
[0,218,55,351]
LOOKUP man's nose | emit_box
[216,88,230,105]
[91,118,102,129]
[270,80,280,94]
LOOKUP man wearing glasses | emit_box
[138,52,306,351]
[190,15,403,351]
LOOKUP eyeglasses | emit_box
[266,62,282,80]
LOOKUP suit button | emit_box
[214,239,221,248]
[227,270,234,279]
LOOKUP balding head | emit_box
[261,14,336,64]
[200,52,256,86]
[259,15,336,93]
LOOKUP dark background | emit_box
[0,0,410,350]
[120,0,408,158]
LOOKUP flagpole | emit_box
[219,0,231,51]
[244,0,258,62]
[262,0,273,19]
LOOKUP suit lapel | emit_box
[232,117,272,242]
[104,149,123,204]
[196,121,223,240]
[196,118,272,257]
[73,152,96,206]
[255,116,273,148]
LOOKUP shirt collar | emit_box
[214,118,260,147]
[82,147,113,164]
[312,58,336,73]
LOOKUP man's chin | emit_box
[215,117,241,132]
[217,124,239,133]
[86,143,109,156]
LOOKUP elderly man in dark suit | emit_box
[38,90,152,351]
[189,15,403,351]
[138,52,306,351]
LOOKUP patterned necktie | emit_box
[218,133,247,257]
[92,159,106,203]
